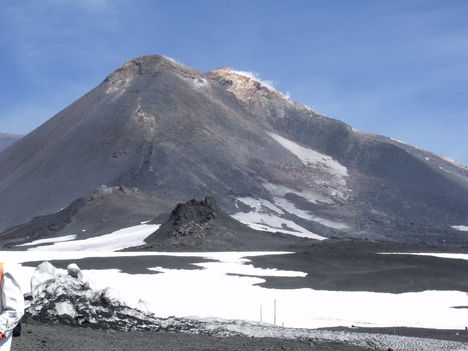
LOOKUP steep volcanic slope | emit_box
[1,55,468,244]
[0,132,22,152]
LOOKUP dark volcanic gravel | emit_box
[13,320,370,351]
[248,240,468,293]
[22,255,215,274]
[324,326,468,344]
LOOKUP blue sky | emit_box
[1,0,467,164]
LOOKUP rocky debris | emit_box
[13,322,370,351]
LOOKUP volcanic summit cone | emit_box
[1,55,468,244]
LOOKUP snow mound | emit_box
[451,225,468,232]
[28,262,235,335]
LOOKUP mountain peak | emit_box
[206,67,292,109]
[103,54,200,97]
[2,55,468,245]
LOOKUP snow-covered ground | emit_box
[18,234,78,247]
[231,209,326,239]
[381,252,468,261]
[267,132,348,178]
[4,229,468,330]
[23,223,160,251]
[229,134,353,235]
[232,192,348,238]
[4,225,468,330]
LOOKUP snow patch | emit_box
[262,182,333,205]
[98,184,114,194]
[24,224,160,252]
[232,211,326,240]
[193,77,208,88]
[272,197,349,230]
[236,197,285,215]
[451,225,468,232]
[380,252,468,261]
[268,132,348,178]
[17,235,77,247]
[55,301,77,318]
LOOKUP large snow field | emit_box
[3,224,468,330]
[3,247,468,330]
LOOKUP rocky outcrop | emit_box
[139,198,311,250]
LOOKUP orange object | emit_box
[0,333,5,340]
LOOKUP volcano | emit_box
[1,55,468,244]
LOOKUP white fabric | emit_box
[0,337,11,351]
[0,263,25,351]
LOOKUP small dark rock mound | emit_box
[156,197,220,238]
[150,197,250,240]
[137,197,312,251]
